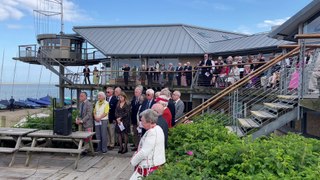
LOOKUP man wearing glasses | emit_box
[106,87,118,150]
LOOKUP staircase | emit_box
[35,49,78,85]
[177,44,320,139]
[227,95,298,138]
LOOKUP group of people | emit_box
[139,62,193,87]
[81,52,315,91]
[75,86,185,178]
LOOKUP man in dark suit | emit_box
[122,64,130,85]
[83,64,91,84]
[139,89,156,136]
[175,63,183,86]
[76,92,93,136]
[151,103,169,148]
[139,89,156,114]
[199,53,214,86]
[131,85,144,151]
[146,66,154,86]
[185,62,193,86]
[167,63,175,87]
[106,87,118,150]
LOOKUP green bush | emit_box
[20,108,79,130]
[20,113,53,130]
[147,114,320,179]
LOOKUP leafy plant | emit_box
[147,114,320,179]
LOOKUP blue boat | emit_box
[0,100,9,106]
[19,100,42,108]
[40,95,51,103]
[27,98,51,107]
[0,103,6,110]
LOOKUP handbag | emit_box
[129,167,143,180]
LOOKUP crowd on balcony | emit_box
[76,50,320,93]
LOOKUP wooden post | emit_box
[1,116,6,127]
[78,124,83,131]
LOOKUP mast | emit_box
[60,0,64,34]
[0,49,4,95]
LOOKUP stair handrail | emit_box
[37,49,77,84]
[175,46,300,125]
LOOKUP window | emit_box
[304,13,320,34]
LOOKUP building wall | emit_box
[305,111,320,137]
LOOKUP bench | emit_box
[0,128,38,167]
[0,136,45,142]
[19,147,84,154]
[22,130,96,169]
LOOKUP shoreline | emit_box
[0,108,49,127]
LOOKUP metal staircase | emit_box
[36,49,79,85]
[177,44,320,139]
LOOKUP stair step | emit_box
[277,95,298,100]
[251,111,277,119]
[226,126,244,137]
[263,103,294,110]
[238,118,260,128]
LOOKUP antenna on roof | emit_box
[33,0,64,35]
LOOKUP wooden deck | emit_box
[0,149,134,179]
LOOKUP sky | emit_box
[0,0,313,84]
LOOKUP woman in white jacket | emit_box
[130,109,165,179]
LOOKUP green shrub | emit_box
[20,108,79,131]
[20,113,53,130]
[147,114,320,179]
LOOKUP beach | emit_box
[0,108,49,127]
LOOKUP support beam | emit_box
[295,34,320,39]
[278,44,320,48]
[59,65,65,107]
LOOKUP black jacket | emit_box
[107,96,118,123]
[131,96,142,125]
[139,99,156,114]
[168,99,176,126]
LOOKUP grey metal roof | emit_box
[269,0,320,41]
[73,24,246,56]
[209,33,291,55]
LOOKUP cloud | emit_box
[6,24,33,29]
[257,17,290,29]
[0,0,90,22]
[234,25,253,35]
[173,0,232,11]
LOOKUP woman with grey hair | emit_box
[130,109,166,179]
[94,91,110,154]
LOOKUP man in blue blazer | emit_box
[106,87,118,150]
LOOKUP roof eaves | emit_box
[73,28,110,56]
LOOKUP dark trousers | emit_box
[10,104,14,111]
[186,76,192,86]
[124,76,129,85]
[84,76,91,84]
[147,76,153,85]
[176,76,181,86]
[154,72,159,81]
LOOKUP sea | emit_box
[0,84,81,100]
